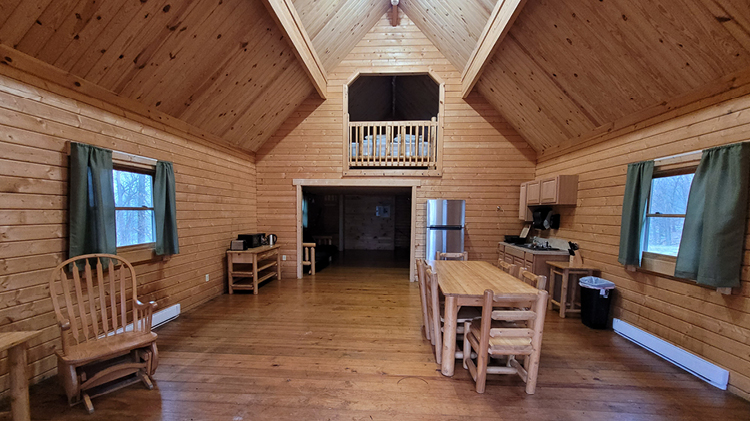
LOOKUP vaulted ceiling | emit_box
[0,0,748,156]
[406,0,750,154]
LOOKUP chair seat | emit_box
[469,322,532,354]
[58,332,158,365]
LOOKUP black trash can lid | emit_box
[579,276,615,290]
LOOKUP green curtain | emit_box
[154,161,179,255]
[618,160,654,266]
[68,142,117,260]
[674,143,750,288]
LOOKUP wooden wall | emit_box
[536,79,750,399]
[0,73,256,396]
[256,13,535,277]
[344,195,395,250]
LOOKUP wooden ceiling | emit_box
[474,0,750,153]
[399,0,498,72]
[1,0,748,155]
[0,0,315,152]
[292,0,390,72]
[400,0,750,154]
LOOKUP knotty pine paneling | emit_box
[0,73,256,397]
[0,0,313,153]
[536,84,750,399]
[399,0,498,72]
[477,0,750,153]
[256,13,536,278]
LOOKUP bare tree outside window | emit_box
[113,169,155,247]
[645,173,694,256]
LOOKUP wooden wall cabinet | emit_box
[523,175,578,207]
[518,183,532,221]
[525,180,541,205]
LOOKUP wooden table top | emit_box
[428,260,539,298]
[227,244,280,254]
[547,261,598,271]
[0,331,42,352]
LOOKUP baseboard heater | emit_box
[117,304,181,334]
[613,318,728,390]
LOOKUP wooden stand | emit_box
[547,261,598,318]
[227,245,282,294]
[0,331,43,421]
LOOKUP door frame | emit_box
[293,179,420,281]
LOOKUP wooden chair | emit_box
[415,259,431,341]
[48,254,158,413]
[424,266,480,364]
[434,251,468,261]
[463,289,548,394]
[302,242,316,275]
[519,269,547,291]
[497,260,519,278]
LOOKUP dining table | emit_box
[428,260,541,376]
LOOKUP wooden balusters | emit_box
[347,119,438,169]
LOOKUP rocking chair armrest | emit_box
[58,319,71,331]
[135,300,158,313]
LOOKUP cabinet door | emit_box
[540,177,558,203]
[513,257,526,268]
[526,180,541,205]
[505,255,514,265]
[519,183,532,220]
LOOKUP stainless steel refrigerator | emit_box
[425,199,465,260]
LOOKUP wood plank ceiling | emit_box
[292,0,390,72]
[0,0,317,152]
[403,0,750,155]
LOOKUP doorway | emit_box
[293,179,419,281]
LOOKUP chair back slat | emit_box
[109,260,118,332]
[96,260,109,334]
[49,254,146,348]
[85,260,100,338]
[415,259,431,341]
[489,328,535,338]
[519,269,547,290]
[71,264,90,341]
[424,265,443,363]
[119,265,128,332]
[435,252,468,261]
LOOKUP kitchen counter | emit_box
[500,242,570,256]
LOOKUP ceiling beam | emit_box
[262,0,328,99]
[460,0,527,98]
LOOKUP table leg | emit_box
[252,255,259,295]
[9,343,30,421]
[276,251,282,281]
[228,254,234,294]
[560,270,569,318]
[548,266,555,311]
[441,296,459,376]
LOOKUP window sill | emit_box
[117,243,166,265]
[638,252,733,295]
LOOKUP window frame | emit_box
[111,151,160,263]
[638,153,700,278]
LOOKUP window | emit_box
[644,173,694,256]
[113,168,155,247]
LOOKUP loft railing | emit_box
[348,117,438,169]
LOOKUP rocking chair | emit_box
[48,253,158,413]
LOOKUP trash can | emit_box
[578,276,616,329]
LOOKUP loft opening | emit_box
[343,71,445,176]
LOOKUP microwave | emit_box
[237,233,264,249]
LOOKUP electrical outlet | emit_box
[282,255,287,261]
[205,274,209,282]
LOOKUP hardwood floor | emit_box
[11,264,750,420]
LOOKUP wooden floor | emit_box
[11,263,750,420]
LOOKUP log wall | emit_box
[536,81,750,399]
[256,13,536,276]
[0,73,257,396]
